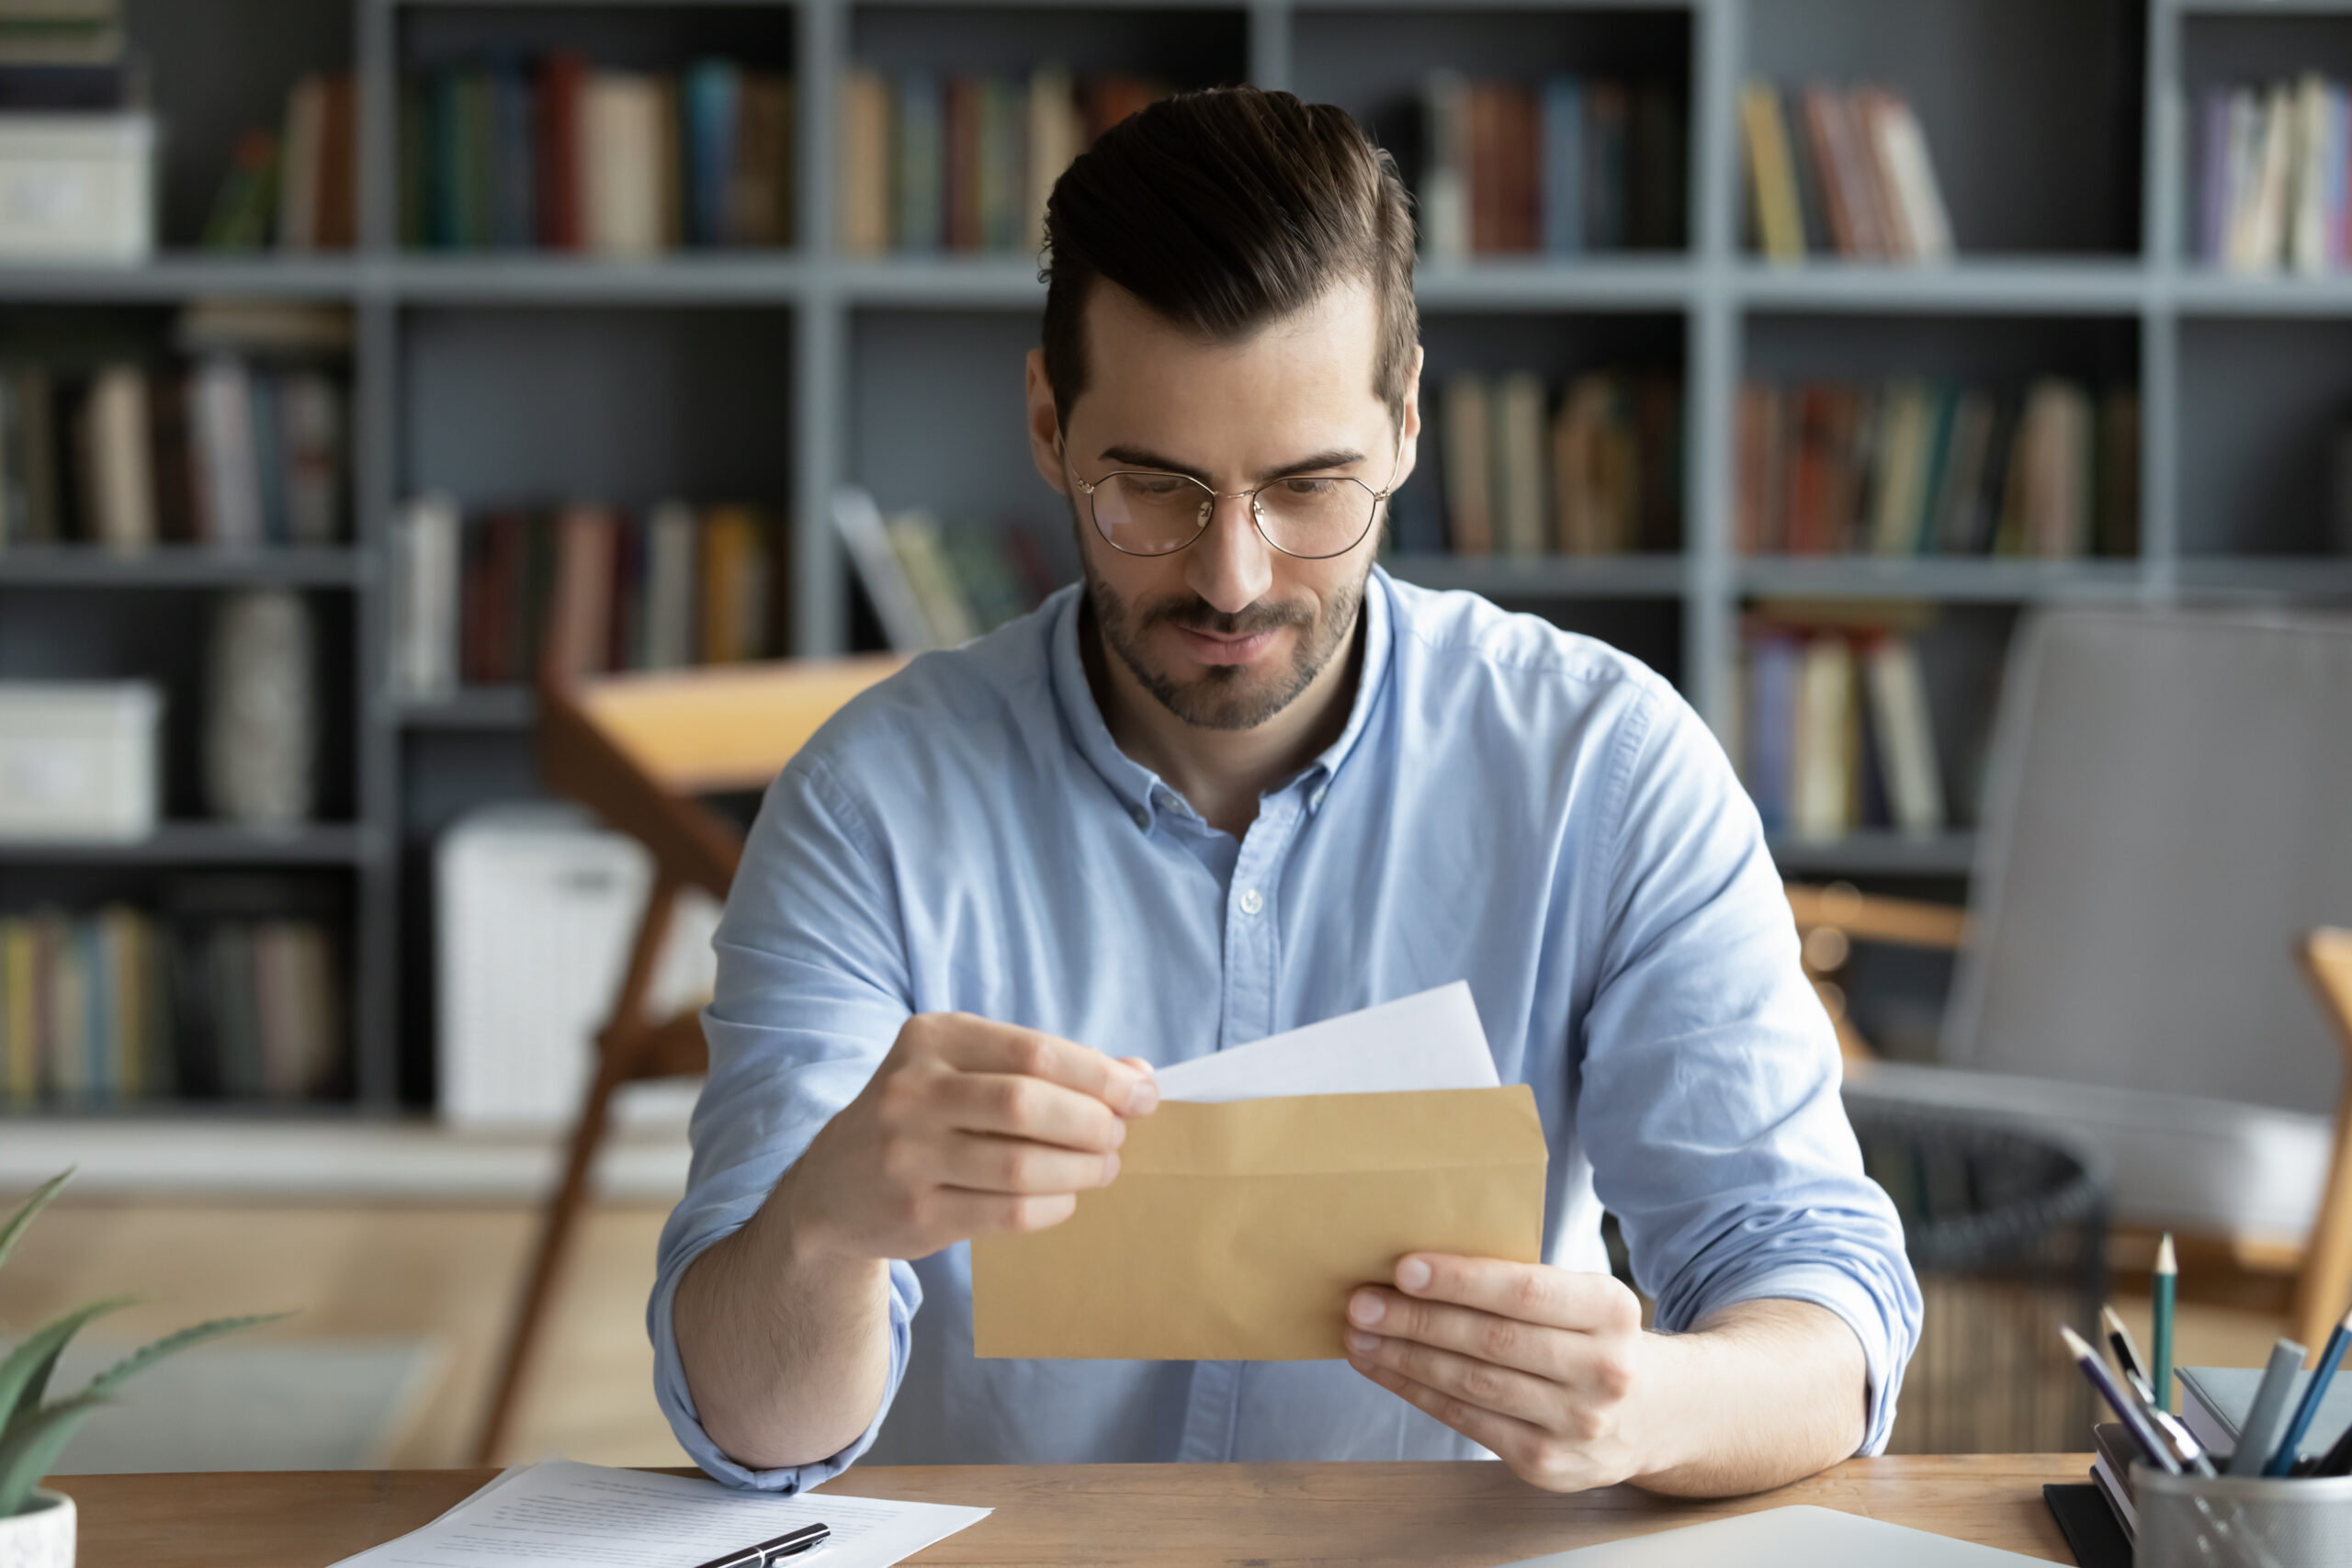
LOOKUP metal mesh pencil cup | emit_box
[2134,1465,2352,1568]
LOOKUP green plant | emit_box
[0,1169,288,1518]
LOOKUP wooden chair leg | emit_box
[473,874,681,1465]
[2291,930,2352,1353]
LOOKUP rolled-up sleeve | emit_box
[649,755,920,1490]
[1574,682,1923,1457]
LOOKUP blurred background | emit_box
[3,0,2351,1475]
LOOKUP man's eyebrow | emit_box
[1095,445,1370,484]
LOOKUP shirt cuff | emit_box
[1689,1261,1915,1457]
[647,1235,922,1490]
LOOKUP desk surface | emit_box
[52,1455,2087,1568]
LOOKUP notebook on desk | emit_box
[2178,1364,2352,1467]
[1489,1505,2058,1566]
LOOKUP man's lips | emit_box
[1168,623,1285,666]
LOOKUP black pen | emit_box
[689,1521,831,1568]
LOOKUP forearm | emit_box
[672,1162,894,1472]
[1626,1298,1869,1497]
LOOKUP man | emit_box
[657,86,1920,1497]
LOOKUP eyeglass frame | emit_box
[1061,439,1404,561]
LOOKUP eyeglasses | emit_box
[1066,446,1401,560]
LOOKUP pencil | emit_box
[2267,1307,2352,1477]
[2101,1303,2149,1389]
[2060,1324,2182,1476]
[2153,1232,2177,1415]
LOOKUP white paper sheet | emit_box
[333,1459,990,1568]
[1152,981,1498,1103]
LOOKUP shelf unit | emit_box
[9,0,2352,1123]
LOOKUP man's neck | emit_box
[1081,598,1365,840]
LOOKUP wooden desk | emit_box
[53,1455,2088,1568]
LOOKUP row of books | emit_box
[201,71,356,252]
[0,347,345,553]
[391,497,794,698]
[1736,377,2139,559]
[1438,369,1681,557]
[1736,621,1947,840]
[1406,73,1685,259]
[1740,81,1953,263]
[832,488,1057,652]
[0,0,117,64]
[837,65,1164,256]
[401,55,793,254]
[2194,74,2352,276]
[0,898,344,1108]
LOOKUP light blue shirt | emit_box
[650,567,1922,1490]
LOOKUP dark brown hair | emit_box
[1039,86,1418,434]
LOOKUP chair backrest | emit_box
[535,656,904,901]
[1944,609,2352,1114]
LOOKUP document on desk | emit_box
[971,982,1547,1361]
[331,1458,990,1568]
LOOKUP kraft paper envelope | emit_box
[970,1084,1548,1361]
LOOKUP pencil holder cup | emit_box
[2133,1464,2352,1568]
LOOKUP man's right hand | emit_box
[776,1013,1159,1263]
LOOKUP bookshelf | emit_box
[7,0,2352,1130]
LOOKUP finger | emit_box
[933,1018,1159,1114]
[932,1069,1129,1153]
[1347,1288,1577,1384]
[1346,1355,1552,1467]
[931,1130,1121,1195]
[1392,1255,1638,1335]
[1343,1328,1562,1427]
[916,1187,1079,1246]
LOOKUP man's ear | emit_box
[1391,344,1426,493]
[1025,348,1069,496]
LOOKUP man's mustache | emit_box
[1139,597,1315,637]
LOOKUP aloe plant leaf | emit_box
[0,1295,135,1438]
[0,1169,72,1279]
[0,1393,105,1519]
[78,1311,294,1403]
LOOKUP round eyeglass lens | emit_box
[1253,476,1380,558]
[1091,472,1215,556]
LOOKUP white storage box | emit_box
[0,680,161,841]
[436,803,719,1129]
[0,113,154,264]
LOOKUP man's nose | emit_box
[1185,491,1274,615]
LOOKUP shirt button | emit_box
[1310,786,1328,810]
[1239,888,1263,916]
[1132,807,1149,829]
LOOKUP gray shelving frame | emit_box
[6,0,2352,1115]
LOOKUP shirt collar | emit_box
[1046,566,1396,829]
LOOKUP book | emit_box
[1026,62,1082,256]
[190,355,262,547]
[277,71,324,250]
[1442,374,1492,554]
[888,509,981,647]
[1792,634,1857,840]
[642,500,698,670]
[1862,636,1944,836]
[833,485,940,652]
[1741,80,1804,261]
[840,65,893,255]
[898,70,944,253]
[543,503,617,682]
[77,362,153,554]
[698,504,770,663]
[2088,1423,2138,1537]
[1491,370,1546,557]
[1541,75,1584,255]
[582,71,666,256]
[392,494,461,700]
[535,50,584,249]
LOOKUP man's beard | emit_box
[1080,535,1368,733]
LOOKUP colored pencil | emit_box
[2061,1324,2182,1476]
[2153,1232,2177,1415]
[2267,1307,2352,1477]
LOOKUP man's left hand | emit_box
[1343,1253,1661,1494]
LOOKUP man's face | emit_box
[1026,278,1421,732]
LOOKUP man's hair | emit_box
[1040,86,1418,434]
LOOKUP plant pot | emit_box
[0,1489,74,1568]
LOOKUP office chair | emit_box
[1792,608,2352,1355]
[474,654,902,1464]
